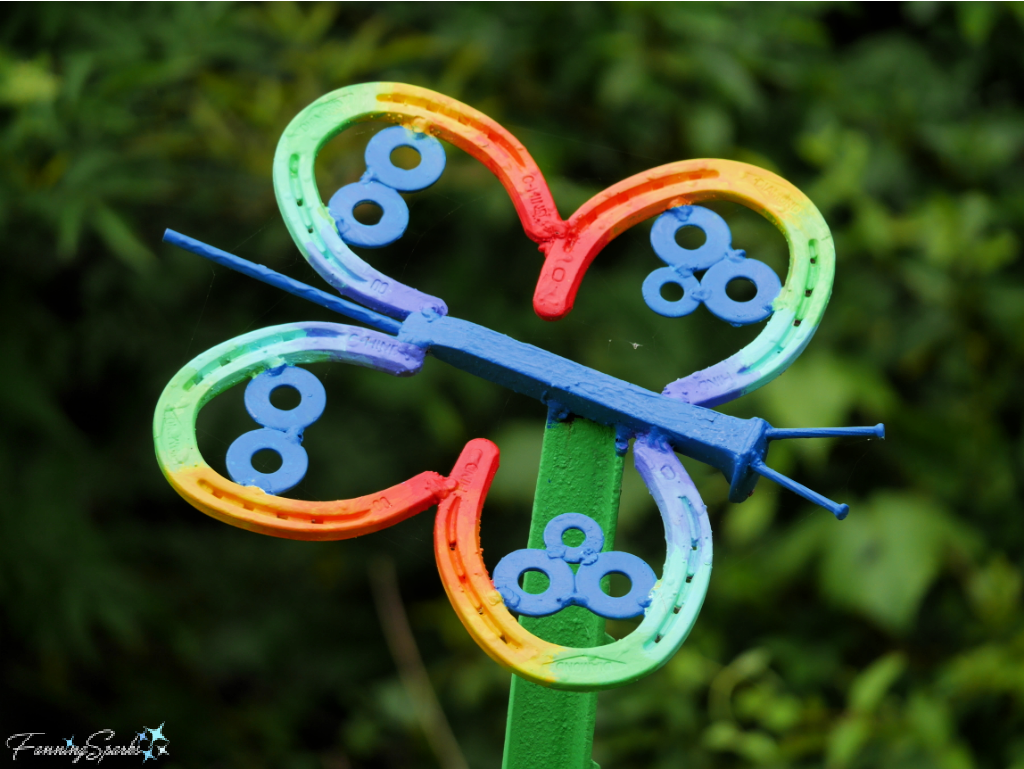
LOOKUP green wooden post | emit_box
[501,413,623,769]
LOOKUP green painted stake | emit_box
[501,414,624,769]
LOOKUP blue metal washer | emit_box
[701,257,781,325]
[244,366,326,431]
[574,551,658,620]
[642,266,702,318]
[225,428,309,495]
[492,548,575,617]
[365,126,447,192]
[542,513,605,564]
[650,205,733,272]
[328,180,409,248]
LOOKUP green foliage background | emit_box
[3,2,1024,767]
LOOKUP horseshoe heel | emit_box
[435,431,711,692]
[154,321,466,541]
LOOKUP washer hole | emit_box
[269,384,301,411]
[726,277,757,302]
[353,201,384,225]
[660,281,685,302]
[674,225,706,250]
[562,527,586,547]
[390,145,422,170]
[251,448,283,474]
[519,569,550,594]
[602,571,632,597]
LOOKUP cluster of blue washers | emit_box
[642,205,782,325]
[492,513,658,620]
[225,366,325,495]
[327,126,448,248]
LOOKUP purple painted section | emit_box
[304,322,426,376]
[661,356,748,408]
[304,223,448,321]
[632,432,713,570]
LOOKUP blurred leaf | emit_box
[817,493,970,633]
[957,2,999,45]
[91,203,156,271]
[966,554,1023,628]
[849,652,906,714]
[0,55,60,105]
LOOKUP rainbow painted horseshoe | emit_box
[435,433,711,690]
[155,83,882,692]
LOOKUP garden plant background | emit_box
[3,3,1024,768]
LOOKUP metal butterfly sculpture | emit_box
[154,83,883,692]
